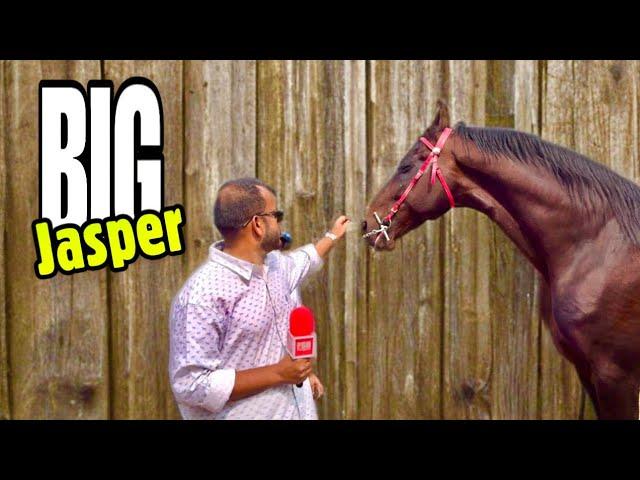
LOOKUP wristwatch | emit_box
[324,231,338,241]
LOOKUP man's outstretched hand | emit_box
[329,215,351,240]
[315,215,351,259]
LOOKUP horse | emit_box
[362,100,640,420]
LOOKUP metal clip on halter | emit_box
[362,212,390,242]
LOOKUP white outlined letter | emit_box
[41,84,87,227]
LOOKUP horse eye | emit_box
[398,164,412,174]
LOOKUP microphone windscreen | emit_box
[280,231,292,246]
[289,306,315,336]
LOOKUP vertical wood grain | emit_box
[183,61,256,274]
[257,61,366,419]
[104,61,183,419]
[5,61,109,419]
[443,60,492,419]
[0,60,10,419]
[365,61,445,419]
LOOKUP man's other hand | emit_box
[309,373,324,399]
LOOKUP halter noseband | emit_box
[363,127,455,242]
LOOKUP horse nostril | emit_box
[361,220,368,233]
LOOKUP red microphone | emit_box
[286,306,317,388]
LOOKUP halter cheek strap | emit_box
[384,127,455,224]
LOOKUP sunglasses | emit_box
[242,210,284,227]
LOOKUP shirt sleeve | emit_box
[281,243,324,294]
[169,301,236,416]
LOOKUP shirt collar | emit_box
[209,241,268,281]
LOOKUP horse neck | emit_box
[451,137,612,281]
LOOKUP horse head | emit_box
[362,100,461,250]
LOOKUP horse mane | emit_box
[454,122,640,245]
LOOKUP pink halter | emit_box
[384,127,455,224]
[363,128,455,244]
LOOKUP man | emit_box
[169,178,349,419]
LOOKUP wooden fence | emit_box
[1,60,638,419]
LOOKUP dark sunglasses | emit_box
[242,210,284,228]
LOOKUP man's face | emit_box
[258,187,282,253]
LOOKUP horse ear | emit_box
[431,100,450,131]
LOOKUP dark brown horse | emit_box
[363,101,640,420]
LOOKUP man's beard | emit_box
[260,224,282,253]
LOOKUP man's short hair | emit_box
[214,178,277,238]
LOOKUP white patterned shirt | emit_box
[169,241,323,420]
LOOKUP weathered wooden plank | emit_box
[573,61,638,180]
[539,60,584,419]
[0,60,10,419]
[105,61,183,419]
[6,61,109,419]
[443,60,492,419]
[572,60,640,419]
[341,61,367,420]
[365,61,444,419]
[487,60,540,419]
[514,60,541,136]
[183,61,256,273]
[257,61,366,419]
